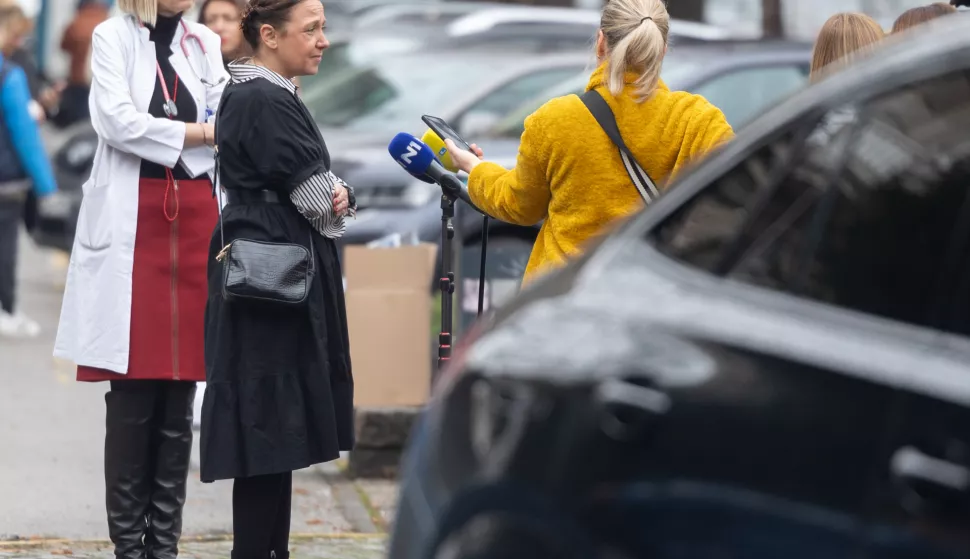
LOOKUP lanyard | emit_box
[156,62,180,119]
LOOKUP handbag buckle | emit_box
[215,243,231,262]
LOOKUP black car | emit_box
[388,16,970,559]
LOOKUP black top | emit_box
[140,12,197,180]
[215,76,330,194]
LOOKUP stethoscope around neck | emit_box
[138,17,220,119]
[136,16,224,224]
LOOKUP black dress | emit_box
[200,71,354,483]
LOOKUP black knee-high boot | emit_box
[105,383,158,559]
[145,382,197,559]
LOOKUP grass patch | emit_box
[352,482,388,533]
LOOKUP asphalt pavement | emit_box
[0,237,390,557]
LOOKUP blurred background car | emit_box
[388,16,970,558]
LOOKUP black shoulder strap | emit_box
[580,89,660,203]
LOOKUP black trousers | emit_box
[232,472,293,558]
[0,196,23,314]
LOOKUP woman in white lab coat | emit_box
[52,0,227,554]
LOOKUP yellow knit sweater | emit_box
[467,63,734,284]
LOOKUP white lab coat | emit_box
[53,15,229,374]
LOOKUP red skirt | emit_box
[77,176,216,382]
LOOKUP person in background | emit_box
[0,3,57,338]
[198,0,249,66]
[806,13,884,146]
[0,2,57,121]
[52,0,227,554]
[810,13,885,81]
[892,3,957,32]
[444,0,733,284]
[201,0,355,555]
[58,0,110,126]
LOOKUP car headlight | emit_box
[402,180,437,208]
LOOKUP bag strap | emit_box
[580,89,660,203]
[212,104,315,269]
[213,116,228,259]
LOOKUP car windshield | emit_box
[488,55,704,138]
[301,55,514,132]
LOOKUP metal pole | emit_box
[436,193,456,381]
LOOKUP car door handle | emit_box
[594,378,671,442]
[891,446,970,492]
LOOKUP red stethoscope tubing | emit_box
[138,19,208,223]
[155,20,207,113]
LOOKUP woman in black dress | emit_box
[201,0,355,556]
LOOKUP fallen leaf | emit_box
[50,550,74,556]
[293,488,310,496]
[306,519,323,525]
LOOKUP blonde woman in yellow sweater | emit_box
[447,0,733,283]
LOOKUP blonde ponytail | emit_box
[600,0,669,102]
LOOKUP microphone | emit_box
[420,128,459,172]
[388,132,482,212]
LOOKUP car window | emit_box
[301,57,510,129]
[457,67,585,130]
[650,69,970,333]
[691,64,809,130]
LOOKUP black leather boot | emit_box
[145,382,197,559]
[105,385,157,559]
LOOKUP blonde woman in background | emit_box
[892,3,957,33]
[810,13,885,81]
[808,13,885,144]
[445,0,733,284]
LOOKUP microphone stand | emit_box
[437,189,457,379]
[433,173,490,382]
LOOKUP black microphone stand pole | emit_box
[437,189,457,380]
[477,216,488,316]
[434,173,490,383]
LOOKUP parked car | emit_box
[446,5,746,43]
[389,15,970,559]
[308,11,740,91]
[314,51,594,186]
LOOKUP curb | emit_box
[313,463,382,535]
[0,533,385,550]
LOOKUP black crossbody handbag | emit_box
[580,89,661,203]
[212,129,315,306]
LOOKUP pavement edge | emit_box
[313,463,382,535]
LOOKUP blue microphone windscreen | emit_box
[388,132,435,184]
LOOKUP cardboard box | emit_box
[344,243,438,407]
